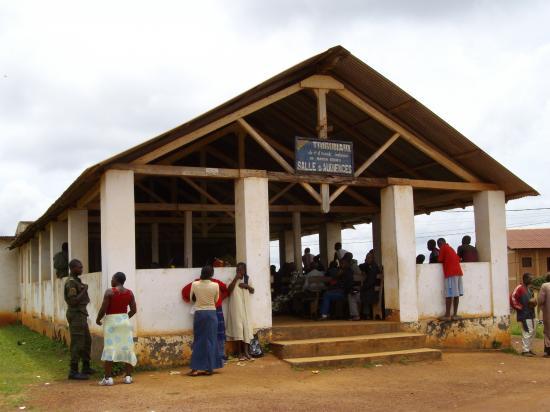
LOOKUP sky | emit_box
[1,0,549,266]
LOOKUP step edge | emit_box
[285,348,441,363]
[272,333,427,346]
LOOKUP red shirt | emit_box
[182,278,228,308]
[438,243,463,278]
[106,288,134,315]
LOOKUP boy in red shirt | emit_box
[437,238,464,321]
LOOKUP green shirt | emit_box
[53,251,69,278]
[64,276,90,315]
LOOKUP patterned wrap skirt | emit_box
[101,313,137,366]
[191,310,224,371]
[216,306,226,362]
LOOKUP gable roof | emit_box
[507,228,550,250]
[11,45,537,249]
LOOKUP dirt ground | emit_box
[23,337,550,412]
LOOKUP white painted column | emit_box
[184,211,193,268]
[235,177,271,329]
[68,209,89,273]
[319,222,342,269]
[38,230,50,317]
[151,223,159,264]
[371,213,382,265]
[292,212,302,273]
[100,170,136,292]
[283,230,294,264]
[381,185,418,322]
[474,190,509,316]
[30,238,39,314]
[50,220,67,323]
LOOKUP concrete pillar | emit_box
[381,185,418,322]
[100,170,136,292]
[68,209,89,273]
[30,238,39,314]
[151,223,159,265]
[38,230,50,317]
[474,190,508,316]
[184,211,192,268]
[283,230,294,264]
[371,213,382,265]
[50,220,67,322]
[292,212,302,273]
[319,222,342,269]
[235,177,271,329]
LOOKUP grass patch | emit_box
[0,324,99,408]
[501,347,519,355]
[509,318,543,339]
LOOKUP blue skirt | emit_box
[191,310,224,371]
[216,307,226,362]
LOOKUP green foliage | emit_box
[531,276,547,288]
[509,318,544,339]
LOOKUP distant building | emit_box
[507,228,550,289]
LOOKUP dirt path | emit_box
[23,338,550,412]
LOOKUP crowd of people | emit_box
[272,242,384,321]
[62,257,255,385]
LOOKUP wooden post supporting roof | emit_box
[330,132,400,204]
[315,88,331,213]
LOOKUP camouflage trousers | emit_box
[66,311,91,369]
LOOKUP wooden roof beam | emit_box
[133,83,302,164]
[336,88,480,182]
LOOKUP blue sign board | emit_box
[295,137,354,176]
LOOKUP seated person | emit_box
[303,262,327,293]
[319,254,354,320]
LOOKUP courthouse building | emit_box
[2,46,537,365]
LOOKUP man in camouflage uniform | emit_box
[64,259,95,380]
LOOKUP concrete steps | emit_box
[271,321,441,368]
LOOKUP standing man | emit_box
[512,273,537,356]
[333,242,349,265]
[302,248,314,272]
[53,242,69,278]
[427,239,439,264]
[457,235,479,262]
[64,259,94,379]
[437,238,463,321]
[537,274,550,357]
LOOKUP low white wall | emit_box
[43,280,53,318]
[136,267,270,335]
[416,262,492,319]
[0,239,19,313]
[80,272,103,334]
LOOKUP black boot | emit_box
[68,363,89,380]
[82,361,96,375]
[545,346,550,357]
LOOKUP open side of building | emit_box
[6,46,537,366]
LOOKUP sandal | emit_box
[438,316,451,321]
[187,370,201,377]
[204,370,213,376]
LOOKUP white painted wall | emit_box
[136,267,270,334]
[0,239,19,313]
[416,262,492,319]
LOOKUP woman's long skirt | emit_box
[101,313,137,366]
[216,306,226,362]
[191,310,224,371]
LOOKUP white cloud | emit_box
[1,0,549,248]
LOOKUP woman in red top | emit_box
[96,272,137,386]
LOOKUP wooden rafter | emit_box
[133,83,302,164]
[180,177,234,218]
[269,183,296,204]
[236,118,322,204]
[336,88,479,182]
[77,184,100,208]
[110,163,498,191]
[330,132,400,204]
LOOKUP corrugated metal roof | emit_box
[507,228,550,250]
[10,45,538,248]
